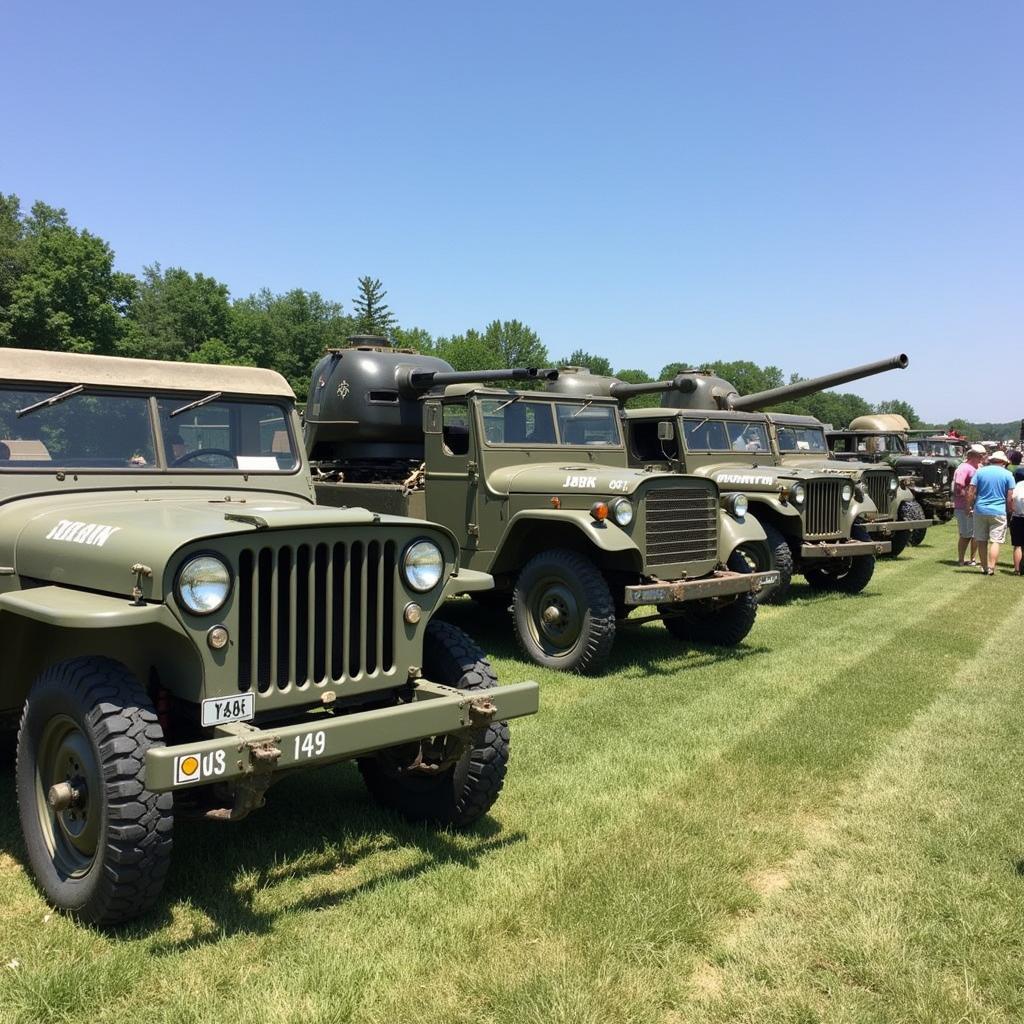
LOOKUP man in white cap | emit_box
[967,450,1015,575]
[953,443,987,566]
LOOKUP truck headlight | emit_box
[610,498,634,526]
[841,483,853,503]
[725,493,748,518]
[177,555,232,615]
[403,539,444,592]
[889,475,898,492]
[788,483,805,506]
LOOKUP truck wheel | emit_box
[755,522,793,605]
[512,549,616,674]
[901,500,928,546]
[16,657,173,926]
[659,552,758,647]
[804,525,876,594]
[359,620,509,828]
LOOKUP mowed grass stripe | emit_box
[678,580,1024,1023]
[1,539,1019,1024]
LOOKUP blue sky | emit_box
[3,1,1020,422]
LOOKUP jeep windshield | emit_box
[0,385,299,472]
[479,399,622,447]
[775,425,829,453]
[681,417,770,453]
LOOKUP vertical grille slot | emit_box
[644,487,718,567]
[864,472,892,516]
[803,479,842,537]
[236,538,396,694]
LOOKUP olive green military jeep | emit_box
[0,348,538,925]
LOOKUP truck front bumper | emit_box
[800,538,890,559]
[862,519,926,537]
[623,568,780,606]
[144,679,539,794]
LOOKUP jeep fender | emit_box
[440,567,494,599]
[489,509,641,578]
[719,511,768,563]
[0,587,202,715]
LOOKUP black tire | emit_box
[512,549,616,674]
[659,551,758,647]
[359,620,509,827]
[16,657,173,926]
[803,525,876,594]
[754,521,794,605]
[901,500,928,546]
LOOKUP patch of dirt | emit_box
[747,866,791,896]
[689,960,725,999]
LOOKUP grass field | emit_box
[3,530,1024,1024]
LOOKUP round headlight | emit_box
[403,539,444,592]
[177,555,232,615]
[841,482,853,503]
[888,475,898,492]
[789,482,805,505]
[610,497,634,527]
[729,493,748,518]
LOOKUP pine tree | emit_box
[351,276,397,337]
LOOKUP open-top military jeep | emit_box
[0,348,538,925]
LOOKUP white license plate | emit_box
[643,587,672,602]
[201,694,255,727]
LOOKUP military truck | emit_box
[546,368,888,603]
[770,413,928,552]
[827,413,948,534]
[305,339,779,675]
[0,348,539,925]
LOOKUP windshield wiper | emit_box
[170,391,222,418]
[571,399,595,418]
[490,395,521,414]
[17,384,85,419]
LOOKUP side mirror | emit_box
[657,421,674,442]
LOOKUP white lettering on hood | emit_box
[45,520,122,547]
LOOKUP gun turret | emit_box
[304,336,558,464]
[546,366,697,402]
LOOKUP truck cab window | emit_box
[442,403,470,456]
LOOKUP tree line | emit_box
[2,193,1009,439]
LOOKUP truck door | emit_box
[423,400,482,565]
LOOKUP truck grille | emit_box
[645,487,718,567]
[864,472,893,516]
[236,540,396,693]
[803,479,842,537]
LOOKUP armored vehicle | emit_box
[547,368,887,603]
[0,348,538,925]
[827,413,949,532]
[305,340,779,675]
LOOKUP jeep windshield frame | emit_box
[776,425,829,454]
[476,396,623,449]
[0,383,301,475]
[680,416,772,455]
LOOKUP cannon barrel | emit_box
[545,366,697,402]
[608,374,698,400]
[730,353,909,411]
[401,366,558,394]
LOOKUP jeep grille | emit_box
[803,479,842,538]
[864,471,893,517]
[645,487,718,567]
[236,540,396,693]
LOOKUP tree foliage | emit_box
[351,276,396,336]
[562,348,613,375]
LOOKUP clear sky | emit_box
[3,1,1020,422]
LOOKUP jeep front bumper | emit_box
[144,679,539,793]
[800,539,890,559]
[862,519,926,536]
[623,568,780,606]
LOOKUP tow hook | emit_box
[468,698,497,727]
[225,739,281,821]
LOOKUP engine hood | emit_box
[5,490,401,600]
[689,463,845,492]
[486,463,659,497]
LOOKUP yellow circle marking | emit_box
[180,756,200,776]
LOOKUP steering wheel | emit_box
[171,447,237,467]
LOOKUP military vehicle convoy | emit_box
[0,347,539,925]
[547,368,889,604]
[304,339,779,675]
[827,413,945,539]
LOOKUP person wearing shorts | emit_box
[1011,477,1024,575]
[953,444,985,566]
[968,451,1015,575]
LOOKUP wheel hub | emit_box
[531,581,582,649]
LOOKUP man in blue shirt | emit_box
[968,451,1016,575]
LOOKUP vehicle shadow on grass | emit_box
[0,758,524,948]
[437,598,770,677]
